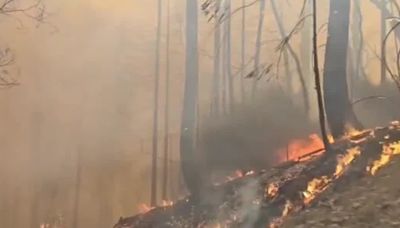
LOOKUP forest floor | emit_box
[282,156,400,228]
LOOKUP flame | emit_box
[334,147,361,176]
[367,141,400,175]
[303,146,361,205]
[266,183,279,198]
[344,125,364,138]
[269,200,294,228]
[138,200,174,214]
[138,203,154,214]
[162,200,174,207]
[277,134,325,162]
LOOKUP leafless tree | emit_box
[323,0,362,139]
[270,0,310,114]
[382,17,400,90]
[251,0,266,100]
[162,0,171,201]
[0,0,48,88]
[240,0,246,103]
[0,48,17,88]
[312,0,331,151]
[151,0,162,206]
[181,0,201,196]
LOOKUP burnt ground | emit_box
[282,156,400,228]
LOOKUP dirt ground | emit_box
[282,157,400,228]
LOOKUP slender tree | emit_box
[240,0,246,103]
[323,0,361,139]
[300,0,312,81]
[211,0,221,116]
[162,0,171,201]
[251,0,266,100]
[72,149,82,228]
[180,0,201,196]
[351,0,366,80]
[312,0,331,151]
[224,0,234,112]
[380,0,389,83]
[270,0,310,113]
[151,0,162,206]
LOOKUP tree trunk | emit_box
[180,0,201,196]
[323,0,361,139]
[162,0,171,201]
[240,0,246,103]
[251,0,266,100]
[351,0,365,79]
[224,0,234,112]
[270,0,310,114]
[380,0,389,83]
[313,0,331,151]
[211,0,221,116]
[151,0,162,206]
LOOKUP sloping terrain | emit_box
[283,156,400,228]
[114,122,400,228]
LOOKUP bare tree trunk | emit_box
[251,0,266,100]
[72,149,82,228]
[221,38,227,114]
[300,0,316,117]
[301,0,312,81]
[270,0,310,114]
[351,0,366,79]
[380,0,389,83]
[312,0,331,151]
[211,0,221,116]
[224,0,234,112]
[240,0,246,103]
[30,111,43,228]
[323,0,361,139]
[180,0,201,196]
[162,0,171,201]
[151,0,162,206]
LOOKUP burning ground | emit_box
[282,153,400,228]
[114,121,400,228]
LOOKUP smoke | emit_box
[199,86,318,182]
[352,81,400,128]
[235,179,262,228]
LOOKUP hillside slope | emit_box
[283,157,400,228]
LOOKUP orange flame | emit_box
[266,183,279,198]
[277,134,325,162]
[303,146,361,205]
[367,141,400,175]
[138,203,154,214]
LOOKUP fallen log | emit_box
[114,121,400,228]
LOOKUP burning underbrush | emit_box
[114,121,400,228]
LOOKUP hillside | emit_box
[114,122,400,228]
[283,156,400,228]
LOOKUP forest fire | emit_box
[277,133,325,162]
[302,146,361,205]
[138,204,154,214]
[367,141,400,175]
[115,122,400,228]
